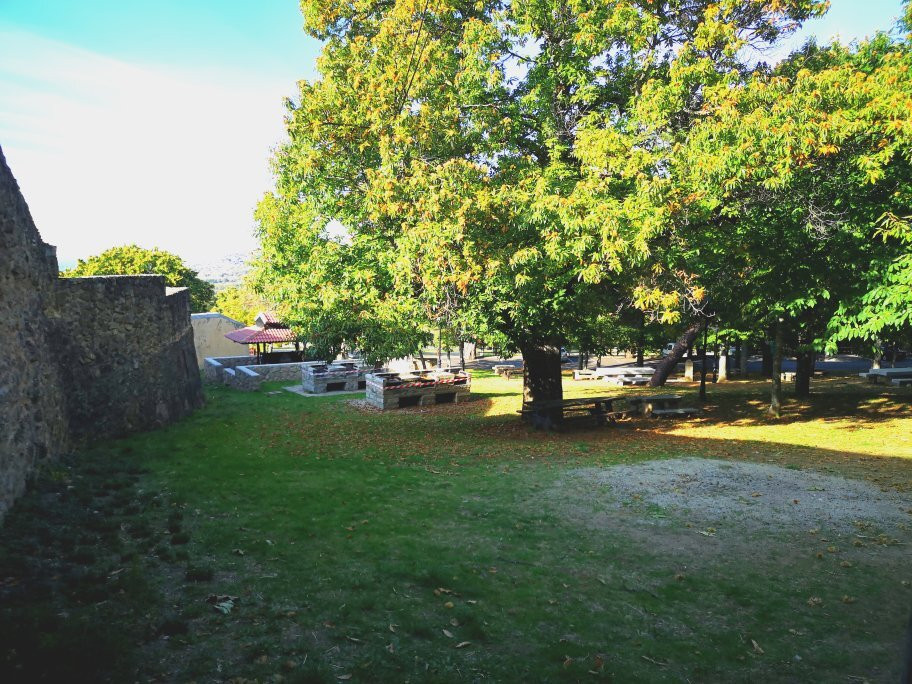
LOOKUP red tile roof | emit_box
[224,325,296,344]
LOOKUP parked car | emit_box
[661,343,676,357]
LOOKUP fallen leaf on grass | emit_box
[337,675,352,681]
[443,629,454,638]
[806,596,822,607]
[751,639,764,654]
[455,641,471,649]
[563,656,572,668]
[444,601,454,609]
[389,624,397,633]
[841,595,856,604]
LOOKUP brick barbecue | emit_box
[366,367,471,409]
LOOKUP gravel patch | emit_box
[571,458,912,533]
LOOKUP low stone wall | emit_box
[366,371,471,410]
[205,357,323,392]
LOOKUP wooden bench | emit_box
[519,396,629,430]
[626,394,700,418]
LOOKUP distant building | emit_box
[191,312,245,367]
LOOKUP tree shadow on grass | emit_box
[661,376,912,427]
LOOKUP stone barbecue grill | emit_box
[366,367,471,409]
[301,361,371,393]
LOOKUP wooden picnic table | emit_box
[626,394,700,418]
[493,364,523,379]
[519,395,630,429]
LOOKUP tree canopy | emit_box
[63,245,216,313]
[213,276,271,326]
[258,0,832,407]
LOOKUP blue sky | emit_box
[0,0,907,267]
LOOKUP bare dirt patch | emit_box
[569,457,912,534]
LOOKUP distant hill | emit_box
[191,252,253,289]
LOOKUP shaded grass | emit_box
[0,374,910,681]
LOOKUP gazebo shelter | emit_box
[224,312,298,363]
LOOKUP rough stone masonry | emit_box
[0,146,203,518]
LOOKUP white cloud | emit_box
[0,28,298,265]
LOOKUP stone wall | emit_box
[0,147,203,518]
[204,357,320,391]
[47,276,203,440]
[0,149,70,519]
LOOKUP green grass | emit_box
[1,373,911,682]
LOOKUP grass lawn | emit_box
[1,372,911,682]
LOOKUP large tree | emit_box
[258,0,825,414]
[62,245,216,313]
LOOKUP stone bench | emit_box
[573,369,598,381]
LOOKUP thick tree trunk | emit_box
[768,320,784,418]
[739,343,748,377]
[872,342,882,369]
[795,349,815,397]
[636,313,645,367]
[711,340,719,383]
[650,321,703,387]
[459,340,466,371]
[520,342,564,428]
[761,341,773,378]
[577,352,585,371]
[699,321,709,401]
